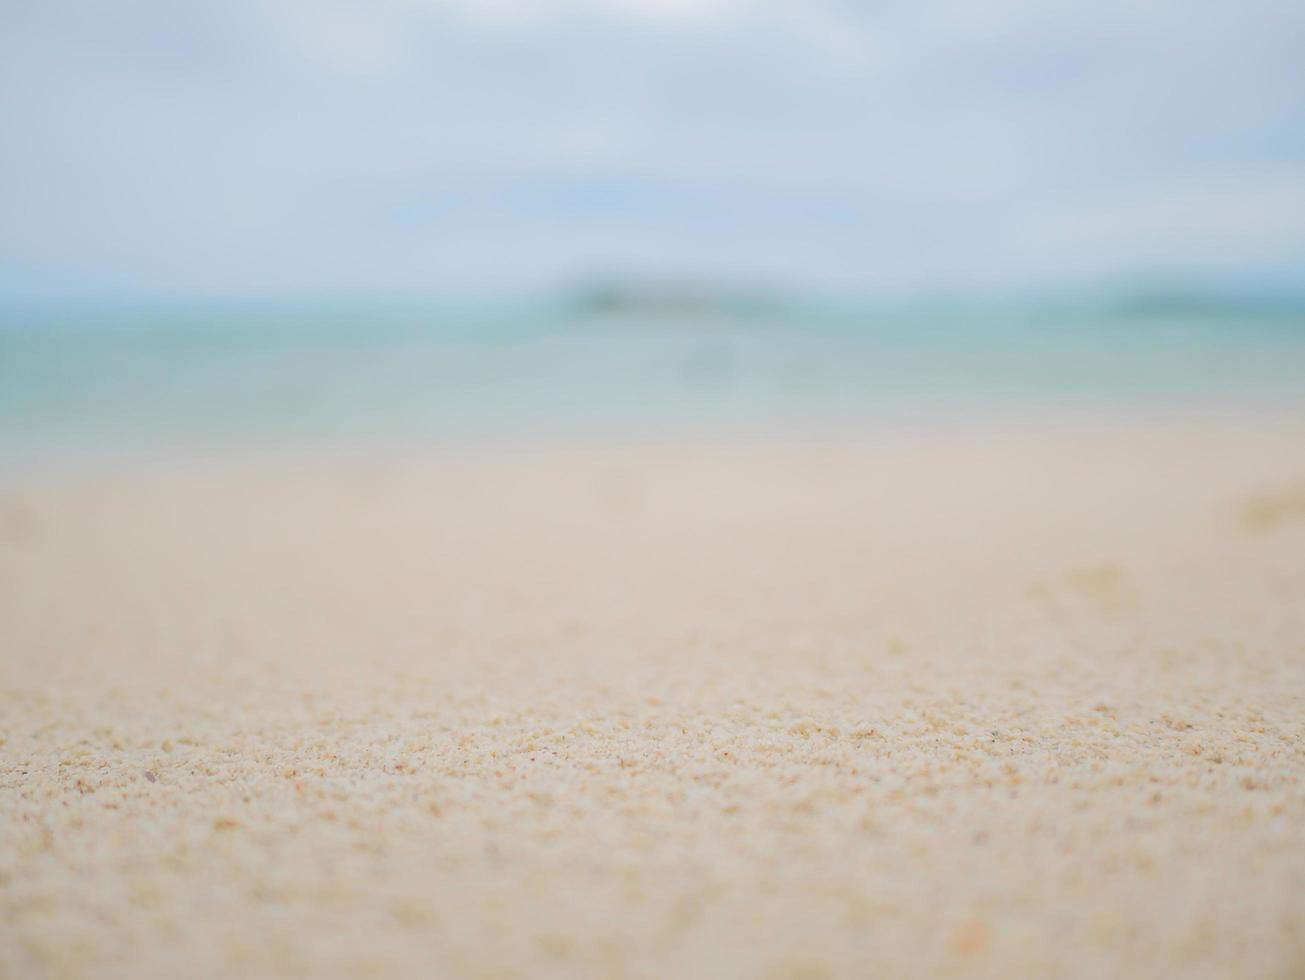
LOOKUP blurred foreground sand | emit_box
[3,422,1305,979]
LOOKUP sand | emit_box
[2,421,1305,979]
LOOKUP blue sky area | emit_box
[2,0,1303,303]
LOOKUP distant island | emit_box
[563,278,789,320]
[1111,289,1305,321]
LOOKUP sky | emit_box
[2,0,1304,303]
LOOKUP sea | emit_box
[3,293,1303,466]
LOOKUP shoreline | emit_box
[4,390,1305,489]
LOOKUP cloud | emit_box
[1,0,1302,299]
[1047,171,1305,271]
[258,0,753,74]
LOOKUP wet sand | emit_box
[3,421,1304,978]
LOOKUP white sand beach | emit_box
[3,421,1304,979]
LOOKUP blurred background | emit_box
[2,0,1304,458]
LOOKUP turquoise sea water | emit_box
[2,298,1304,459]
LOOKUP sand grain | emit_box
[3,424,1304,978]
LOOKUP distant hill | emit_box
[1111,289,1305,321]
[564,278,788,320]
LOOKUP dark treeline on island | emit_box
[562,277,791,321]
[553,274,1305,328]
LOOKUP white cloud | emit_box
[600,0,743,22]
[2,0,1303,297]
[1069,172,1305,263]
[273,1,410,73]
